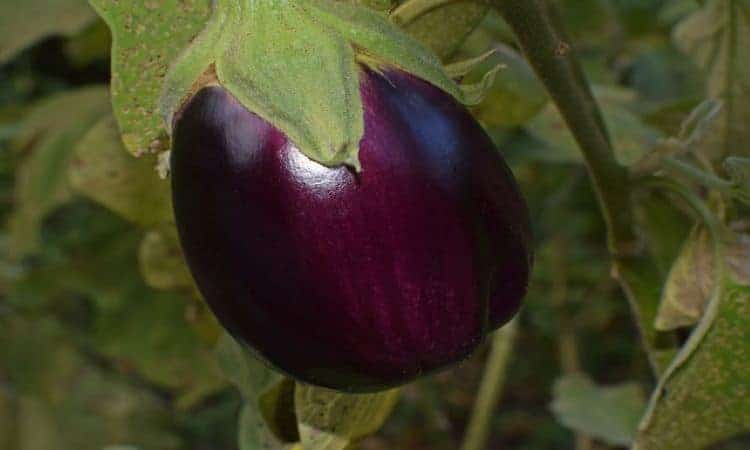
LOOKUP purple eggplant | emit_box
[170,66,532,392]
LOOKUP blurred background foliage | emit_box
[0,0,748,449]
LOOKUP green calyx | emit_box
[160,0,480,170]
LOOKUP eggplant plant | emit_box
[2,0,749,449]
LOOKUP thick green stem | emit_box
[459,319,518,450]
[491,0,677,376]
[492,0,637,256]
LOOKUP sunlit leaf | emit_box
[88,0,211,155]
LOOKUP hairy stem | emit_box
[459,319,518,450]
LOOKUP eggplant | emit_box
[171,66,532,392]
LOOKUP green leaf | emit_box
[527,86,663,165]
[673,0,750,162]
[7,86,110,257]
[306,0,464,101]
[468,44,548,128]
[635,277,750,450]
[160,0,465,169]
[295,384,399,450]
[0,0,96,64]
[396,0,489,60]
[68,115,173,227]
[550,373,646,446]
[88,0,212,156]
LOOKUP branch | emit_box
[492,0,637,256]
[491,0,677,375]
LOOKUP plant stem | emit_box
[459,319,519,450]
[491,0,677,376]
[492,0,637,257]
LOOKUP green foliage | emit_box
[7,86,110,257]
[636,276,750,449]
[68,115,172,227]
[398,1,489,60]
[550,373,646,446]
[673,0,750,162]
[0,0,96,64]
[4,0,750,449]
[0,317,182,450]
[88,0,211,156]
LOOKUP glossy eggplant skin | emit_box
[171,67,532,392]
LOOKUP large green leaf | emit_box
[673,0,750,162]
[88,0,211,156]
[7,86,111,257]
[550,373,646,446]
[634,275,750,450]
[0,0,96,64]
